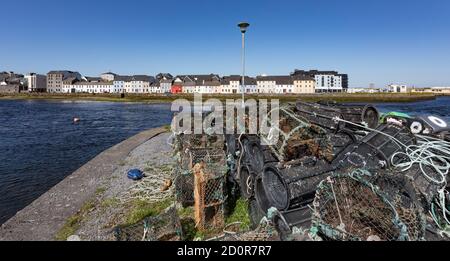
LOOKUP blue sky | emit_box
[1,0,450,87]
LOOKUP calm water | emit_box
[375,96,450,120]
[0,100,173,224]
[0,97,449,224]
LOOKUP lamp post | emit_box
[238,22,250,108]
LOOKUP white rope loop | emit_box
[333,116,450,230]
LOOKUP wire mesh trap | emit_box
[314,101,380,130]
[114,207,183,241]
[366,171,426,240]
[193,162,228,231]
[260,105,334,163]
[175,133,226,169]
[255,158,332,212]
[332,124,416,171]
[312,174,410,241]
[174,167,195,207]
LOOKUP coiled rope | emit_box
[332,117,450,231]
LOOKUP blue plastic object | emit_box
[127,169,144,181]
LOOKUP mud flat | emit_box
[0,127,171,241]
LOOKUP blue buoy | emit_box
[127,169,144,181]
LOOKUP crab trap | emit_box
[255,157,333,212]
[332,123,416,171]
[259,105,334,163]
[312,171,425,241]
[192,162,228,231]
[315,101,380,130]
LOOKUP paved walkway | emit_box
[0,127,167,241]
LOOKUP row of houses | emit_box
[1,69,349,94]
[46,69,347,94]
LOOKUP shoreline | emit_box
[0,127,168,241]
[0,92,439,103]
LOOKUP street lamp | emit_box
[238,22,250,108]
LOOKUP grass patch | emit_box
[95,186,107,196]
[226,198,251,231]
[124,198,173,225]
[55,215,83,241]
[55,199,96,241]
[178,207,194,219]
[194,228,224,241]
[101,197,120,209]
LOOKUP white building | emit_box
[430,87,450,94]
[149,82,162,93]
[219,76,257,94]
[115,75,155,94]
[256,76,294,94]
[389,84,408,93]
[159,79,172,93]
[156,73,174,94]
[113,78,126,93]
[25,73,47,92]
[62,81,113,93]
[347,87,384,94]
[221,76,241,94]
[314,73,344,93]
[256,76,276,94]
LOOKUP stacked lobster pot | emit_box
[312,170,427,241]
[331,123,417,171]
[244,101,446,241]
[239,102,378,231]
[172,111,227,210]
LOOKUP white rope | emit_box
[327,177,345,230]
[332,117,408,148]
[120,168,174,203]
[333,116,450,228]
[246,175,253,196]
[391,138,450,185]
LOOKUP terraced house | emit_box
[193,74,221,94]
[62,76,113,93]
[220,75,257,94]
[47,71,82,93]
[123,75,156,94]
[156,73,174,94]
[172,74,221,94]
